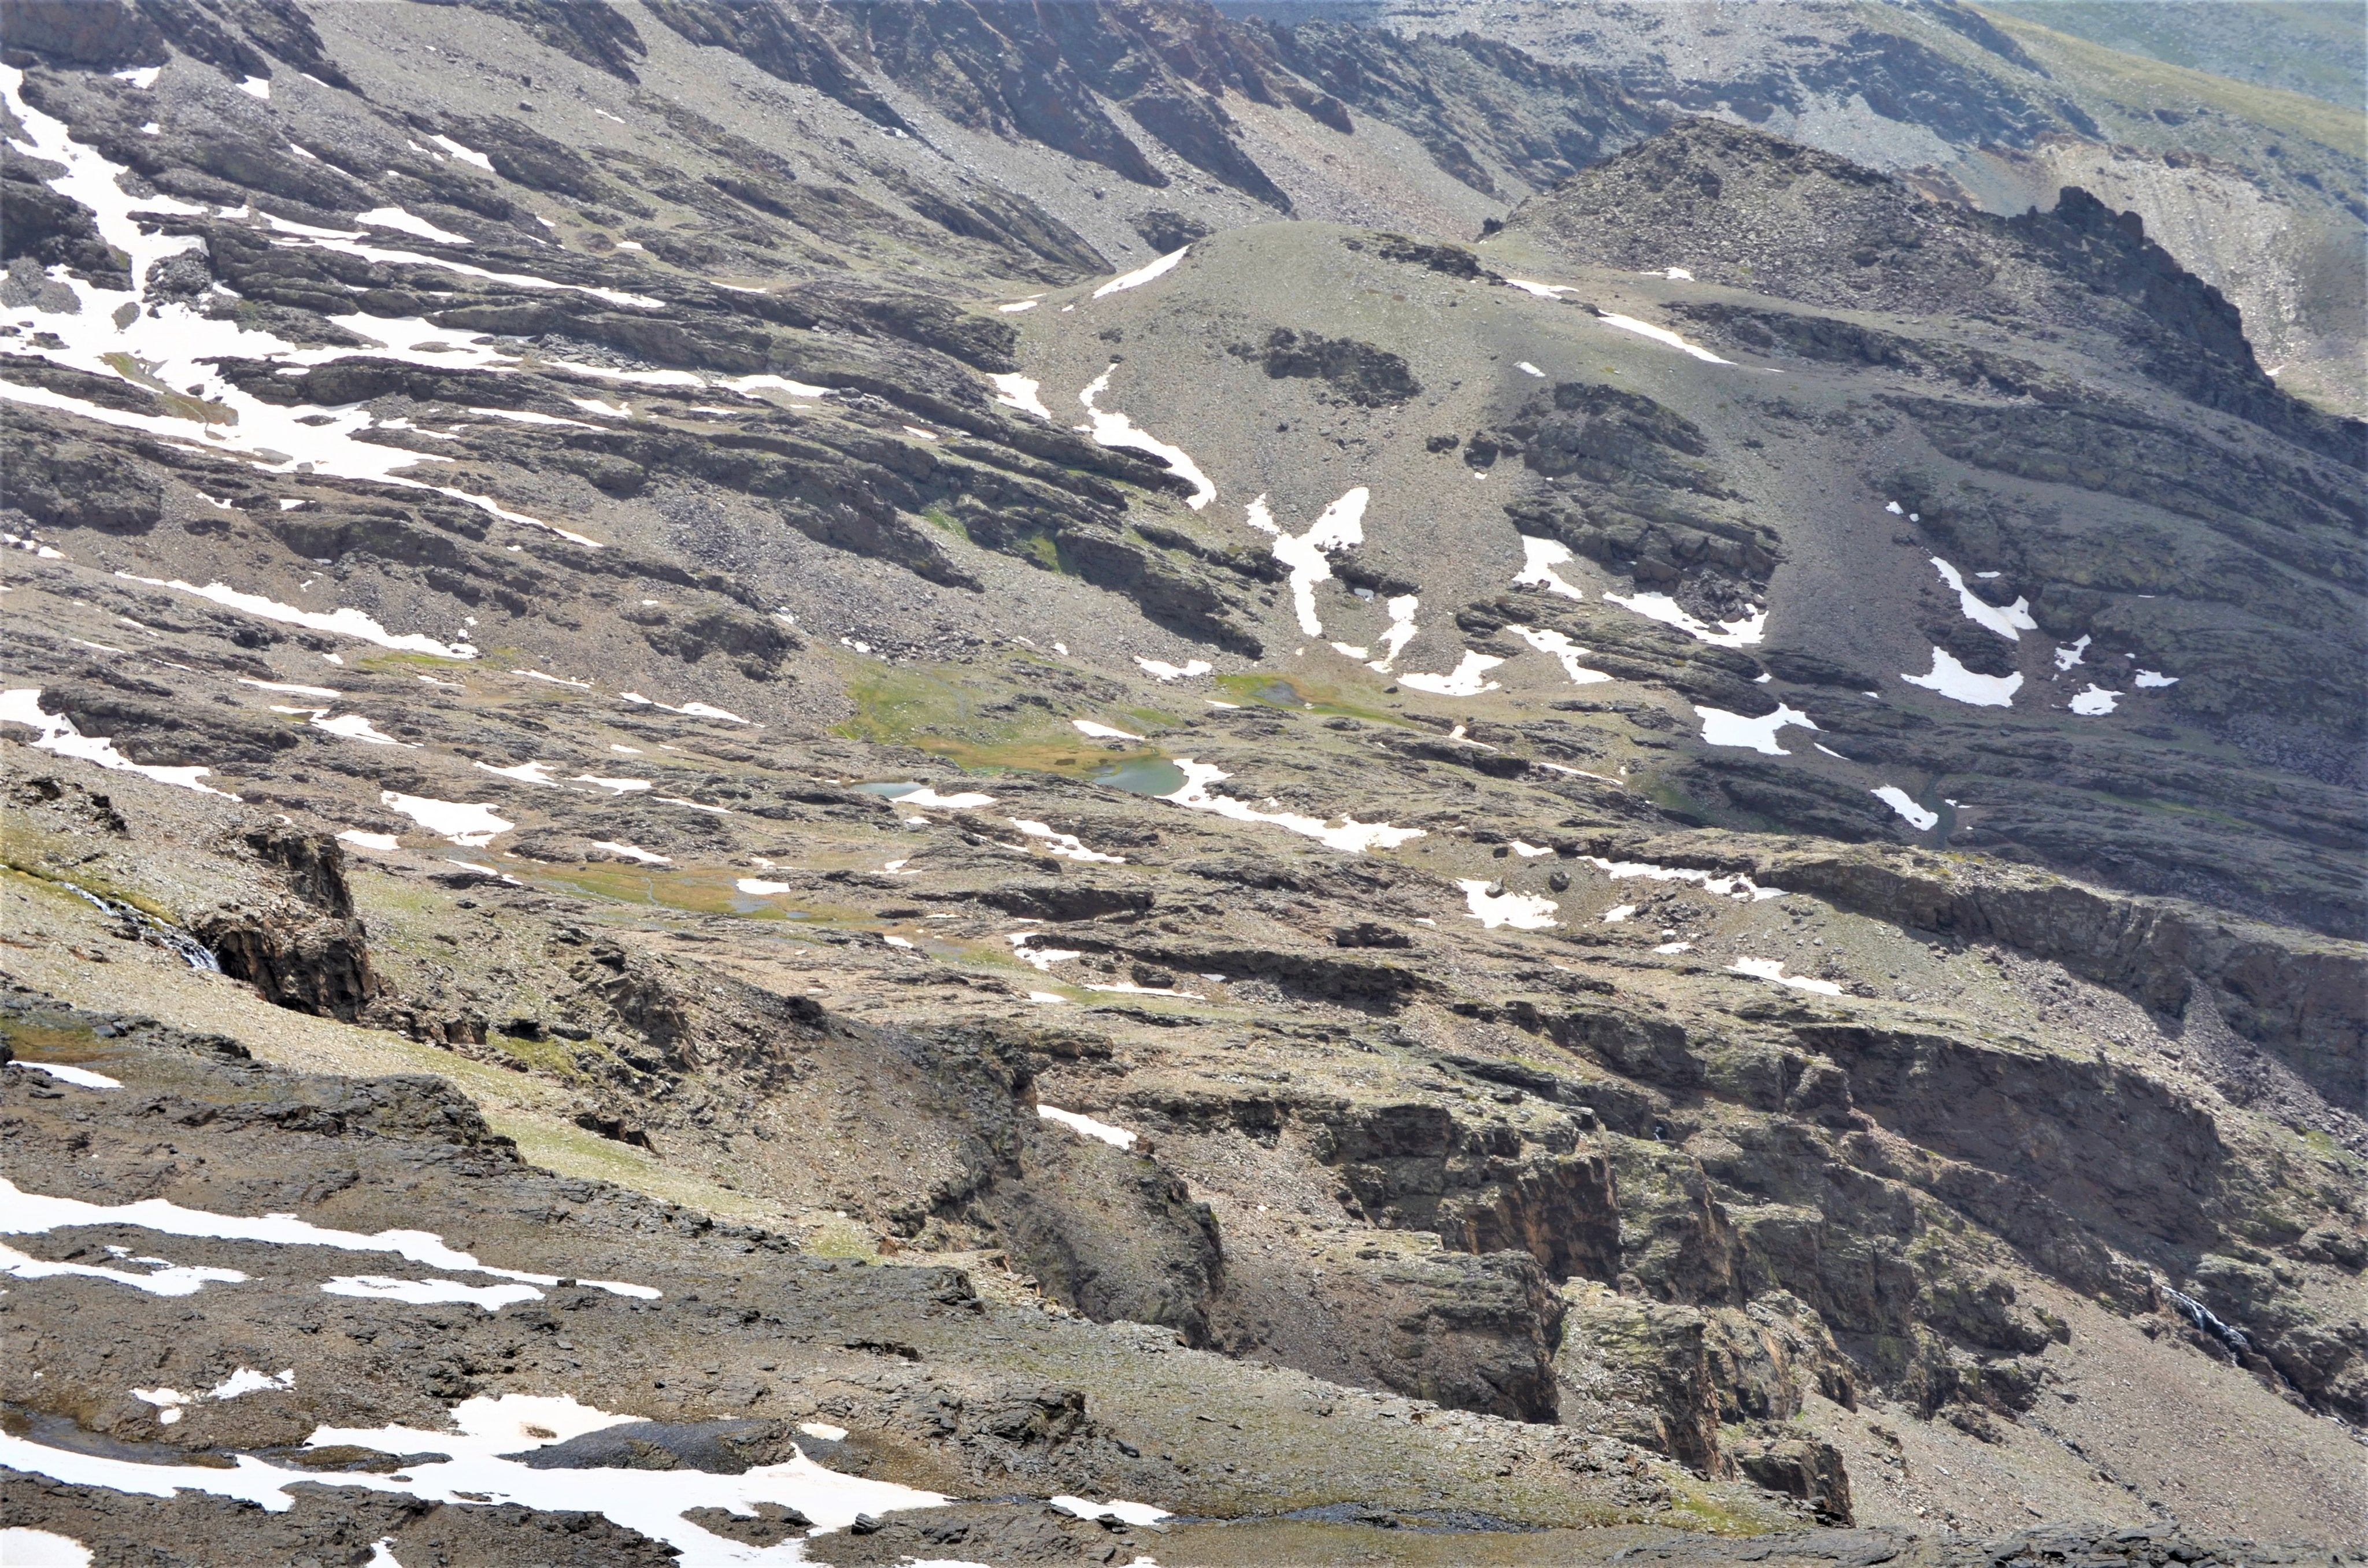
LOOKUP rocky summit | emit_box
[0,2,2362,1565]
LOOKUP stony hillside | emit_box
[1,2,2362,1565]
[1379,0,2367,420]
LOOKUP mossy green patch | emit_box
[1216,672,1397,725]
[834,658,1164,776]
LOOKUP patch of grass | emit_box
[0,1018,106,1064]
[1980,6,2363,151]
[918,503,968,542]
[1214,672,1398,725]
[0,856,179,924]
[486,1027,586,1078]
[802,1214,883,1261]
[1661,1484,1785,1535]
[356,648,480,674]
[525,862,795,919]
[834,658,1166,776]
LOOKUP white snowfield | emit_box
[1009,818,1125,864]
[0,1392,951,1564]
[1729,957,1844,996]
[1694,702,1817,755]
[1604,591,1766,648]
[1871,785,1938,831]
[1514,536,1587,600]
[0,688,239,799]
[2069,685,2120,716]
[0,1178,660,1300]
[1367,593,1420,673]
[1505,625,1611,685]
[1078,366,1215,509]
[1037,1104,1139,1150]
[1929,557,2037,641]
[117,576,478,660]
[1583,856,1786,902]
[988,372,1052,421]
[1163,760,1423,854]
[380,791,512,847]
[323,1274,547,1310]
[1597,313,1733,364]
[1135,657,1212,681]
[1904,648,2023,707]
[1093,245,1189,297]
[1400,650,1504,696]
[0,1240,246,1298]
[1259,487,1370,636]
[0,1527,91,1566]
[1457,879,1558,930]
[894,786,997,810]
[1050,1496,1172,1526]
[10,1061,121,1089]
[1072,719,1144,741]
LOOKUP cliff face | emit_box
[0,1,2361,1560]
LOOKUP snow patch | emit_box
[1585,857,1784,902]
[1037,1104,1138,1150]
[1457,880,1557,930]
[306,712,413,747]
[0,1177,657,1299]
[1164,760,1422,854]
[2135,670,2177,688]
[1092,245,1187,298]
[1871,786,1937,831]
[1367,594,1419,672]
[356,206,469,244]
[379,791,511,847]
[1077,366,1214,509]
[0,688,238,798]
[1597,313,1731,364]
[572,776,652,795]
[1072,719,1144,741]
[1135,657,1211,681]
[1009,819,1124,864]
[2,1393,952,1562]
[0,1528,91,1566]
[427,134,493,171]
[323,1276,544,1311]
[1603,592,1765,648]
[1929,558,2036,641]
[1903,648,2022,707]
[1694,702,1816,755]
[1729,958,1842,996]
[590,841,670,865]
[475,760,559,786]
[719,373,832,399]
[1050,1497,1172,1527]
[896,787,997,811]
[1512,536,1585,600]
[117,577,475,659]
[12,1062,121,1090]
[1267,487,1369,635]
[1400,650,1503,696]
[989,372,1051,420]
[2069,685,2119,716]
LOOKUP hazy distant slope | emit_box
[1980,0,2367,109]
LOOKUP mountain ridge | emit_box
[0,1,2362,1562]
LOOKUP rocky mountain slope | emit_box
[1377,0,2367,420]
[1,1,2362,1564]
